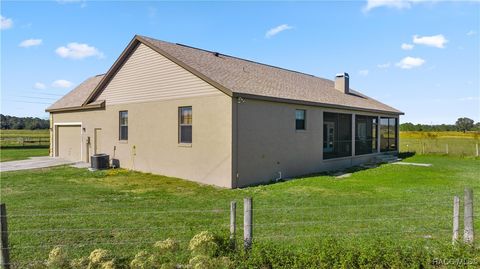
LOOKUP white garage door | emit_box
[56,125,81,161]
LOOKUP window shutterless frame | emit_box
[119,111,128,140]
[178,106,192,144]
[295,109,306,130]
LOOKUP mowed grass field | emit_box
[0,129,49,162]
[0,148,50,162]
[1,154,479,266]
[0,129,50,138]
[400,131,480,156]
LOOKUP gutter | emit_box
[45,100,105,113]
[233,93,404,116]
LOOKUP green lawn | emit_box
[1,154,479,266]
[0,147,49,162]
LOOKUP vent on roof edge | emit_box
[213,52,220,57]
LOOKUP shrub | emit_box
[188,255,215,269]
[189,231,219,257]
[188,255,233,269]
[100,260,117,269]
[70,257,89,269]
[88,249,112,268]
[232,238,480,269]
[46,246,68,269]
[154,238,180,254]
[130,250,155,269]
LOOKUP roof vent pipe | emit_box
[335,72,350,94]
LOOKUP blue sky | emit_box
[1,0,479,124]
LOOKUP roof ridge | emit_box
[143,36,325,81]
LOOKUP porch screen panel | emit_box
[323,112,352,159]
[380,117,397,152]
[355,115,377,155]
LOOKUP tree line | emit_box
[0,114,49,130]
[400,117,480,133]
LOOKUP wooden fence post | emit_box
[230,201,236,249]
[476,143,479,157]
[244,197,252,250]
[463,188,474,244]
[422,143,425,155]
[0,204,10,269]
[452,196,459,244]
[446,144,449,155]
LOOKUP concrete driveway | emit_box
[0,156,73,172]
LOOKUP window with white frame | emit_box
[119,111,128,140]
[179,106,192,144]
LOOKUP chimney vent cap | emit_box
[335,72,349,78]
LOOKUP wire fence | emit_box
[400,138,479,156]
[1,191,477,269]
[0,137,49,148]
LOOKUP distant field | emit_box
[400,131,480,156]
[0,129,50,150]
[0,129,50,161]
[0,129,50,138]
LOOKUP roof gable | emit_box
[46,74,105,112]
[95,43,224,105]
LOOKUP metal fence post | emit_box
[0,204,10,269]
[463,188,474,244]
[244,197,252,250]
[452,196,459,244]
[230,201,236,249]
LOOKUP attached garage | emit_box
[55,125,82,162]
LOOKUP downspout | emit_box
[49,113,53,157]
[234,98,239,188]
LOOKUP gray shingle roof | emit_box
[47,74,104,111]
[47,35,402,114]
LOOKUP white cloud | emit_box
[467,30,477,36]
[396,56,425,69]
[265,24,293,38]
[52,80,73,88]
[401,43,414,50]
[148,6,157,19]
[57,0,86,6]
[377,62,391,69]
[458,96,479,101]
[362,0,449,12]
[413,34,448,48]
[19,39,42,48]
[55,42,104,59]
[1,15,13,30]
[363,0,412,12]
[359,69,369,76]
[34,82,47,90]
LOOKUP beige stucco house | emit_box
[47,35,403,188]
